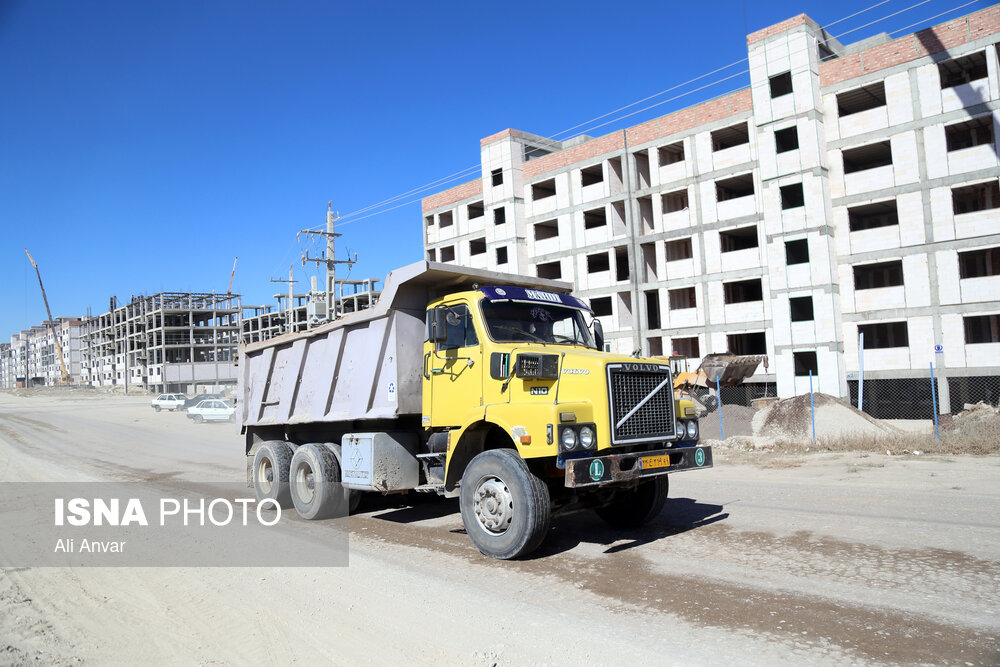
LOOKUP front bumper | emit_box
[564,445,712,488]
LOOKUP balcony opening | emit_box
[716,173,754,201]
[842,141,892,174]
[534,219,559,241]
[641,242,659,281]
[711,122,750,151]
[638,195,654,233]
[958,247,1000,278]
[532,179,556,201]
[496,246,508,265]
[789,296,814,322]
[672,336,700,358]
[426,249,436,261]
[425,214,434,228]
[468,201,484,219]
[537,261,561,280]
[853,260,903,289]
[793,351,818,376]
[583,208,606,230]
[662,188,689,213]
[469,238,486,256]
[587,252,610,274]
[634,149,651,190]
[491,168,503,187]
[952,181,1000,214]
[769,71,793,98]
[859,321,909,348]
[939,51,988,89]
[775,126,799,153]
[658,141,684,165]
[580,163,604,187]
[608,157,624,193]
[615,247,630,282]
[785,239,809,265]
[837,81,886,116]
[946,116,995,151]
[440,246,455,262]
[494,206,506,225]
[780,183,805,210]
[964,314,1000,344]
[611,201,627,235]
[647,336,663,356]
[617,292,633,327]
[590,296,612,317]
[848,200,898,231]
[645,291,661,329]
[439,211,454,227]
[724,279,763,304]
[524,145,551,161]
[665,237,693,262]
[727,332,767,355]
[719,225,759,252]
[668,287,696,310]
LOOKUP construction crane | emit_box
[24,249,73,384]
[228,256,238,294]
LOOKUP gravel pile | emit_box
[699,404,757,440]
[752,393,899,441]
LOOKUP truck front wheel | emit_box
[459,449,551,560]
[595,476,669,529]
[289,444,348,520]
[252,440,293,509]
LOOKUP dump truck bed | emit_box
[237,261,572,427]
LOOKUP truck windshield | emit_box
[481,300,596,348]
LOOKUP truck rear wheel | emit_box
[459,449,551,560]
[595,476,668,529]
[289,444,348,520]
[252,440,293,509]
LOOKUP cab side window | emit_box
[440,304,479,350]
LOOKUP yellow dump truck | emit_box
[238,261,712,559]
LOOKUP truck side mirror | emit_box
[426,308,449,344]
[592,319,604,351]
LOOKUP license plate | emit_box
[640,454,671,470]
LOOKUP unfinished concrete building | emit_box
[422,7,1000,415]
[80,293,241,394]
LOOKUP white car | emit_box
[151,394,187,412]
[186,399,236,423]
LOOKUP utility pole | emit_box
[270,265,298,335]
[300,203,356,321]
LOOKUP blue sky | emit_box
[0,0,989,337]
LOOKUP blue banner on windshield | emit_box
[480,286,591,312]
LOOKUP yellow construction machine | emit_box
[25,249,73,385]
[663,353,768,413]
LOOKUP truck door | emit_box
[423,302,483,428]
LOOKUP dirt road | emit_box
[1,391,998,665]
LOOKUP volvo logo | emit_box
[620,363,665,372]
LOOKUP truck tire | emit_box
[459,449,551,560]
[252,440,294,509]
[595,476,669,529]
[289,444,348,520]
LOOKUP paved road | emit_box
[1,391,998,665]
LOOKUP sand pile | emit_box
[752,393,900,441]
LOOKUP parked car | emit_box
[151,394,187,412]
[182,393,223,409]
[186,399,236,423]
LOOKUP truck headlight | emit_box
[675,419,684,438]
[560,427,578,450]
[686,420,698,440]
[579,425,595,449]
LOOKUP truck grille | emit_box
[607,363,676,445]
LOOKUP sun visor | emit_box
[480,286,591,311]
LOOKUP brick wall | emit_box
[523,131,625,178]
[421,178,483,213]
[480,128,524,146]
[820,6,1000,87]
[747,14,818,44]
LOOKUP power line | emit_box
[889,0,984,35]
